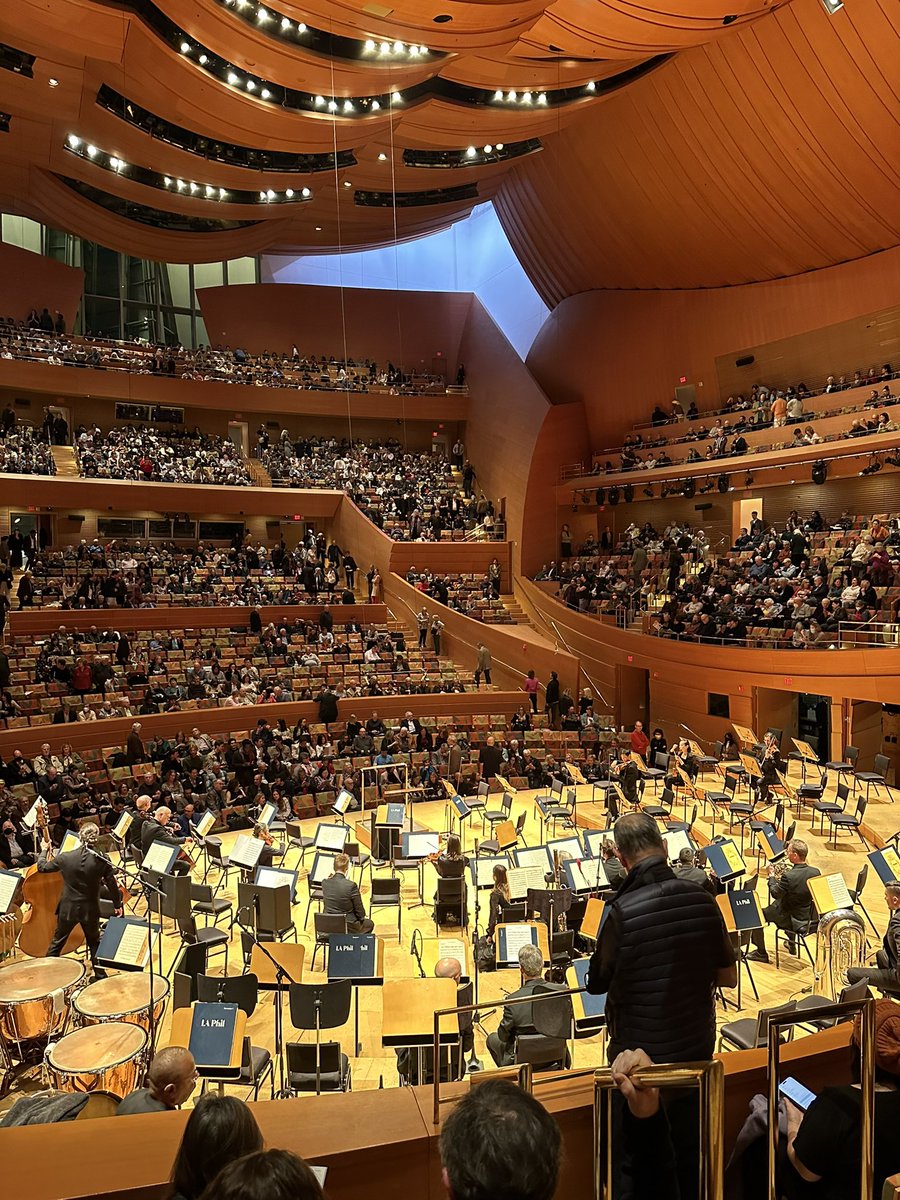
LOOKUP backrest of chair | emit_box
[288,1041,340,1075]
[372,876,401,900]
[177,916,198,941]
[503,794,513,815]
[856,796,868,820]
[785,821,797,844]
[724,775,736,797]
[874,754,890,777]
[206,841,224,864]
[505,903,527,923]
[551,930,575,957]
[437,876,465,900]
[755,999,797,1045]
[655,752,669,771]
[477,781,489,799]
[515,1033,566,1067]
[836,781,850,807]
[838,979,870,1006]
[855,862,868,895]
[197,972,258,1016]
[713,741,723,758]
[772,802,784,832]
[344,841,360,858]
[688,803,698,830]
[314,912,348,940]
[660,786,675,809]
[846,746,859,764]
[515,811,527,835]
[190,883,212,904]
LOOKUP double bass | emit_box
[18,801,84,957]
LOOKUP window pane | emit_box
[124,303,157,342]
[165,263,191,309]
[225,257,257,285]
[1,214,42,253]
[148,519,173,538]
[97,518,146,538]
[193,261,223,306]
[198,521,244,542]
[195,315,209,348]
[84,295,121,339]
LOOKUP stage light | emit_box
[364,39,375,52]
[285,188,294,198]
[342,179,352,187]
[189,181,198,192]
[218,188,227,198]
[744,472,753,487]
[180,41,191,53]
[521,91,532,103]
[607,486,620,506]
[392,91,402,102]
[315,225,322,231]
[380,42,390,54]
[266,188,275,199]
[199,54,208,64]
[67,134,80,148]
[811,460,827,485]
[205,185,214,196]
[371,100,380,110]
[820,0,843,11]
[164,176,172,186]
[466,146,476,157]
[643,487,654,498]
[496,143,504,150]
[227,72,239,85]
[507,90,517,101]
[586,81,596,92]
[256,6,270,21]
[175,179,185,190]
[301,187,311,197]
[409,45,419,56]
[483,144,493,154]
[296,22,307,32]
[493,90,503,101]
[281,16,291,29]
[537,92,547,105]
[48,78,59,88]
[246,79,256,90]
[393,41,403,52]
[86,144,97,157]
[314,95,325,107]
[717,474,730,493]
[327,99,338,111]
[260,88,270,99]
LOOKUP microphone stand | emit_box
[410,928,426,978]
[235,901,297,1099]
[467,838,485,1072]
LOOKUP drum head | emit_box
[48,1022,147,1071]
[0,957,85,1001]
[74,973,169,1018]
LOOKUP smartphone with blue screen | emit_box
[779,1077,816,1111]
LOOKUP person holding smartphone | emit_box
[782,998,900,1198]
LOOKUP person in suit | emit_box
[37,822,122,970]
[322,853,373,933]
[748,838,821,963]
[487,943,565,1067]
[126,722,146,765]
[141,805,190,875]
[848,884,900,992]
[397,957,474,1083]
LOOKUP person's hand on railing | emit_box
[610,1048,660,1119]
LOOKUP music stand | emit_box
[381,977,458,1085]
[327,933,385,1055]
[289,980,352,1096]
[716,890,764,1011]
[170,1002,247,1095]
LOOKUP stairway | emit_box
[50,446,79,477]
[245,456,272,488]
[500,595,530,624]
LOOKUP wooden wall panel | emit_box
[7,604,387,636]
[0,243,83,332]
[389,542,511,589]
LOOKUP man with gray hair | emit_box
[38,822,123,971]
[487,942,564,1067]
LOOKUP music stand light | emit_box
[289,980,353,1096]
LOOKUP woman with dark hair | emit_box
[433,832,469,925]
[170,1094,263,1200]
[486,863,514,937]
[199,1148,323,1200]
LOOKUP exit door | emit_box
[616,664,649,731]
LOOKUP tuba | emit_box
[814,908,867,999]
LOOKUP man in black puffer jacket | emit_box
[587,812,736,1200]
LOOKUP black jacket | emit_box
[141,821,184,855]
[587,855,734,1061]
[322,871,367,924]
[493,977,565,1063]
[38,844,121,917]
[768,861,820,927]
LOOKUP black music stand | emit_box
[289,980,352,1096]
[237,881,294,941]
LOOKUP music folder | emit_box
[548,836,583,861]
[112,811,133,841]
[720,889,764,933]
[141,840,179,875]
[0,869,23,914]
[755,826,786,863]
[226,834,265,871]
[96,915,160,971]
[309,852,338,887]
[255,864,299,902]
[808,872,853,916]
[188,1002,242,1073]
[470,855,509,889]
[450,794,470,820]
[327,934,384,985]
[496,923,539,968]
[194,811,216,839]
[512,845,553,874]
[869,847,900,886]
[703,840,746,884]
[314,823,349,852]
[58,831,81,855]
[258,801,277,829]
[333,789,354,815]
[401,831,441,859]
[376,803,406,828]
[567,958,606,1030]
[664,829,696,862]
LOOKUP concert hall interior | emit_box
[0,0,899,1197]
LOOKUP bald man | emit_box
[128,794,153,848]
[140,804,190,874]
[397,958,475,1083]
[116,1047,197,1115]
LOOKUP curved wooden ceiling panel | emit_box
[494,0,900,301]
[1,0,892,281]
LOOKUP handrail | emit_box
[528,603,612,712]
[462,520,507,542]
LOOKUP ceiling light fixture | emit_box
[227,71,239,85]
[378,151,388,160]
[48,77,59,87]
[67,134,80,148]
[285,187,294,197]
[180,41,191,53]
[261,87,270,99]
[465,146,476,157]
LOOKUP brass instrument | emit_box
[815,908,866,999]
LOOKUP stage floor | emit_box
[0,762,894,1110]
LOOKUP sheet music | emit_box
[116,922,150,967]
[514,846,552,873]
[472,856,507,887]
[334,790,354,814]
[566,859,606,891]
[229,834,265,869]
[881,849,900,882]
[59,831,80,854]
[0,871,22,914]
[22,799,40,830]
[256,867,295,890]
[405,832,440,858]
[548,837,582,860]
[194,811,215,838]
[664,830,692,861]
[315,824,348,851]
[310,853,336,884]
[142,840,178,873]
[507,865,547,899]
[824,872,852,911]
[438,937,467,962]
[113,811,133,840]
[501,924,537,963]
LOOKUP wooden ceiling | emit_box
[0,0,792,265]
[494,0,900,303]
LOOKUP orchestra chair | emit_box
[516,984,573,1071]
[666,803,698,835]
[190,882,233,929]
[856,754,893,804]
[176,915,229,974]
[824,745,859,788]
[204,839,237,889]
[481,792,513,837]
[774,917,817,970]
[641,785,673,822]
[549,930,575,977]
[284,820,315,867]
[434,877,468,932]
[287,1042,351,1093]
[695,742,721,777]
[504,903,528,924]
[311,914,348,972]
[515,1034,570,1072]
[794,979,869,1032]
[344,839,371,885]
[370,876,402,937]
[545,788,576,837]
[480,812,525,855]
[826,795,869,850]
[466,780,489,818]
[718,999,797,1053]
[304,872,325,928]
[644,753,667,794]
[196,973,274,1099]
[848,864,879,936]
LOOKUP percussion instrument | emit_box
[0,957,85,1048]
[45,1021,148,1099]
[74,973,169,1032]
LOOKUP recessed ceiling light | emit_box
[285,188,294,198]
[301,187,311,197]
[199,54,208,65]
[378,152,387,160]
[342,180,352,187]
[48,77,59,88]
[465,146,476,157]
[315,226,322,231]
[180,41,191,53]
[261,88,271,99]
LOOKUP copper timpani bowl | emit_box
[73,973,169,1032]
[0,957,86,1046]
[45,1022,148,1099]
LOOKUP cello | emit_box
[18,802,84,957]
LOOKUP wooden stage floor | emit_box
[0,761,895,1110]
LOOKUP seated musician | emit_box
[673,847,716,895]
[322,853,374,934]
[847,884,900,993]
[141,804,190,875]
[752,732,782,803]
[486,944,567,1068]
[600,839,627,891]
[487,864,515,937]
[433,834,469,925]
[613,753,644,808]
[396,957,474,1084]
[117,1046,197,1115]
[748,839,820,963]
[666,738,698,787]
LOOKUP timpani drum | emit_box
[0,957,85,1048]
[45,1022,148,1099]
[73,973,169,1032]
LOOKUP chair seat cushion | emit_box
[194,899,232,914]
[720,1019,758,1050]
[856,773,883,783]
[241,1045,272,1082]
[197,927,229,945]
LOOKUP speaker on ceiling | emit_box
[607,486,620,506]
[811,460,827,485]
[735,355,755,368]
[623,484,634,503]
